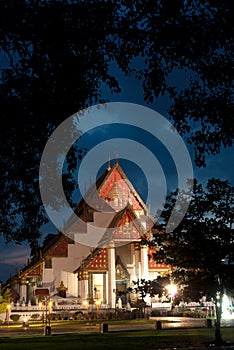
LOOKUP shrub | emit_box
[50,313,58,321]
[151,309,162,317]
[10,314,20,322]
[74,311,83,320]
[106,311,115,320]
[31,313,40,320]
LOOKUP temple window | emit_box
[45,258,52,268]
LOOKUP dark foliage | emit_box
[142,178,234,344]
[0,1,233,249]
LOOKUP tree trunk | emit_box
[215,293,225,345]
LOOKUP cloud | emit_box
[0,239,30,266]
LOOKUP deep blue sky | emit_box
[0,63,233,284]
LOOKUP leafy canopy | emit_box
[143,178,234,298]
[0,1,233,248]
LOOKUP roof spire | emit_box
[107,154,111,171]
[115,149,118,164]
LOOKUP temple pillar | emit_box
[78,270,89,301]
[134,243,141,280]
[130,244,136,281]
[20,277,27,304]
[78,276,82,299]
[107,243,116,309]
[88,273,94,302]
[140,245,149,279]
[84,279,89,300]
[103,273,107,304]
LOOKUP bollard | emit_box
[206,319,212,328]
[101,323,108,333]
[44,325,52,335]
[155,320,162,330]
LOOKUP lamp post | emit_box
[48,300,53,326]
[6,304,11,327]
[35,288,51,335]
[95,299,101,320]
[83,299,89,314]
[39,301,44,324]
[45,297,48,327]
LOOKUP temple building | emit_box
[10,160,171,309]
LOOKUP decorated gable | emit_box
[25,262,43,278]
[17,261,43,280]
[86,248,108,271]
[98,204,144,247]
[148,248,170,270]
[99,163,144,212]
[112,207,143,241]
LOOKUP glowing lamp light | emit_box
[222,294,233,319]
[166,283,177,297]
[6,304,11,327]
[83,300,89,307]
[95,299,101,306]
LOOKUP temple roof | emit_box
[64,160,154,236]
[6,160,158,285]
[98,202,147,247]
[73,247,106,273]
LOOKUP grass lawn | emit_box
[0,328,234,350]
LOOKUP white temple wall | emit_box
[43,266,54,281]
[107,246,116,308]
[92,273,104,302]
[61,270,78,296]
[140,246,149,280]
[43,242,90,295]
[115,244,132,267]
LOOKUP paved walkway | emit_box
[0,317,234,342]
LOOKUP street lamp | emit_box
[48,300,53,326]
[39,297,51,325]
[6,304,11,327]
[95,299,101,320]
[39,301,45,324]
[166,283,177,307]
[83,299,89,314]
[45,297,48,327]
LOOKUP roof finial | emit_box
[115,149,118,164]
[107,154,111,171]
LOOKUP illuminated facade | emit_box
[11,161,171,308]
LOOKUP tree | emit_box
[0,1,233,248]
[0,286,11,314]
[0,0,119,250]
[112,0,233,167]
[127,278,159,316]
[127,277,170,316]
[128,279,154,302]
[143,178,234,345]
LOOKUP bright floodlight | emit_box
[222,294,233,319]
[166,283,177,297]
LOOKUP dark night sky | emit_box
[0,62,233,284]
